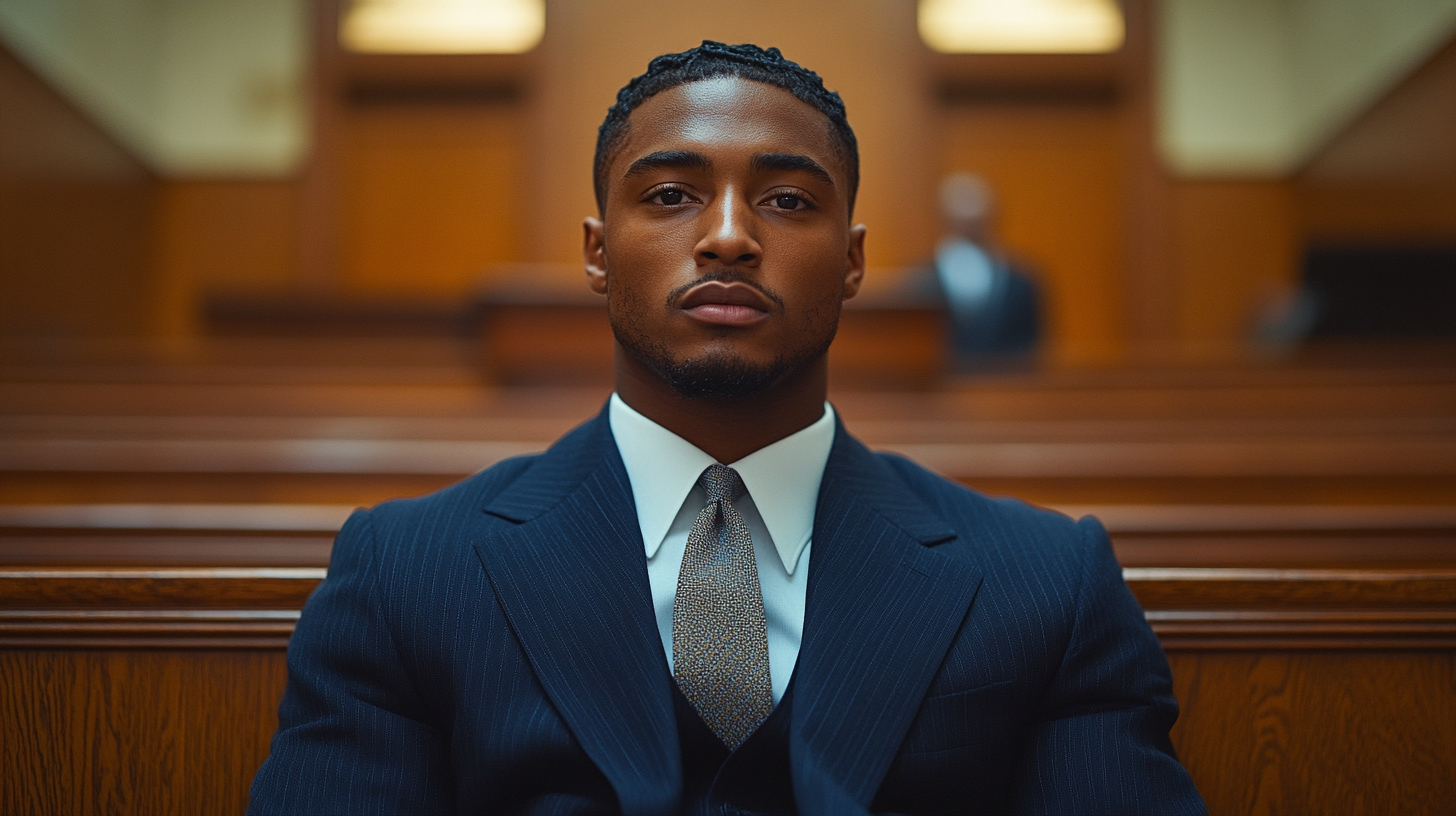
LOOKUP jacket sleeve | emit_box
[1008,517,1207,815]
[248,509,455,816]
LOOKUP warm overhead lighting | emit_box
[341,0,544,54]
[919,0,1125,54]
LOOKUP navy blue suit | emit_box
[249,409,1204,815]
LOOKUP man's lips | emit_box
[678,282,773,327]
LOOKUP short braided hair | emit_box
[593,41,859,217]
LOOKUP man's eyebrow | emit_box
[751,153,835,187]
[621,150,712,180]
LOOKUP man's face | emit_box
[584,76,866,399]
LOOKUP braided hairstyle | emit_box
[593,41,859,217]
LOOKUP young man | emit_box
[249,42,1205,815]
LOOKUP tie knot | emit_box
[698,463,747,504]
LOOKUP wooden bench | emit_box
[5,503,1455,568]
[5,409,1455,505]
[3,564,1453,815]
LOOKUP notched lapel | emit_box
[473,414,681,816]
[791,428,984,813]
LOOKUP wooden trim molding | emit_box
[1123,567,1456,607]
[0,610,301,649]
[0,567,323,648]
[0,567,325,608]
[1145,609,1456,650]
[1126,567,1456,649]
[1,566,1453,650]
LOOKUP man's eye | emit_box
[770,194,806,211]
[652,189,686,206]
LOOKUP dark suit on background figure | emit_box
[914,172,1042,370]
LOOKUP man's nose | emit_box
[694,194,761,268]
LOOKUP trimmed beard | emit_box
[611,318,838,401]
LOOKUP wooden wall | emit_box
[0,43,157,341]
[338,95,523,298]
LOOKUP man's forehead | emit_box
[615,77,840,173]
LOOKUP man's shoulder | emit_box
[361,451,542,540]
[868,447,1099,564]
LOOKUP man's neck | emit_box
[612,346,830,464]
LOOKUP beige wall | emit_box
[1158,0,1456,175]
[0,0,307,176]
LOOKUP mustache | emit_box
[665,270,785,310]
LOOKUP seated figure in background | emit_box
[922,172,1042,369]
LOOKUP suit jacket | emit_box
[248,408,1205,815]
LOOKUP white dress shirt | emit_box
[608,393,835,704]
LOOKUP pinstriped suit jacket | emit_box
[248,407,1205,815]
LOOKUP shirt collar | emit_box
[608,393,835,575]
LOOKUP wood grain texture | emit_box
[1168,651,1456,816]
[0,568,323,610]
[0,649,288,816]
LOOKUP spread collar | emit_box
[608,393,834,575]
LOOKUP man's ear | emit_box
[842,222,867,300]
[583,216,608,295]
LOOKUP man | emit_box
[249,42,1205,815]
[929,173,1041,365]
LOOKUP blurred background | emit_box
[3,0,1453,368]
[2,3,1456,813]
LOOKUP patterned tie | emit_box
[672,463,774,750]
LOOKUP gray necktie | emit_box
[672,463,773,750]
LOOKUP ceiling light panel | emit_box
[919,0,1125,54]
[342,0,545,54]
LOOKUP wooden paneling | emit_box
[2,566,1453,814]
[0,649,287,816]
[0,567,304,815]
[339,100,524,297]
[1169,181,1299,351]
[1168,651,1456,816]
[0,43,157,340]
[155,182,298,296]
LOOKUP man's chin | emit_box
[614,333,809,400]
[651,352,792,400]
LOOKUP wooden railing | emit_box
[6,411,1456,506]
[2,502,1455,815]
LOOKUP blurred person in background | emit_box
[908,172,1042,371]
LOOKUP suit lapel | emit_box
[791,424,984,814]
[474,412,681,816]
